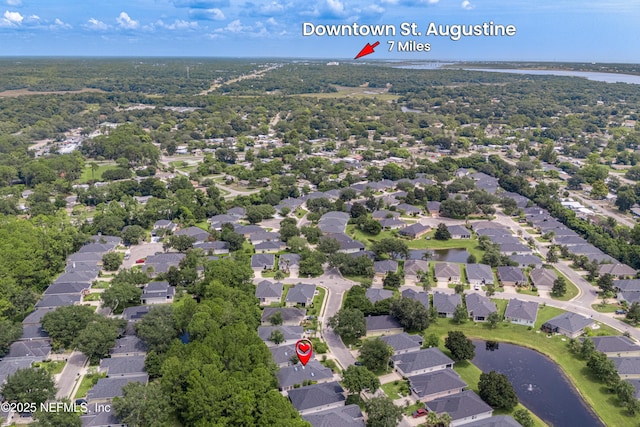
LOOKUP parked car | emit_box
[412,408,428,418]
[615,309,627,315]
[135,258,146,264]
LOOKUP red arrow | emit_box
[354,41,380,59]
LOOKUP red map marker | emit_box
[295,339,313,366]
[354,41,380,59]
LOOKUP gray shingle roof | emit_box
[143,253,186,274]
[261,307,305,324]
[379,333,423,353]
[35,294,81,308]
[287,381,345,412]
[614,280,640,292]
[391,348,454,375]
[44,282,89,295]
[465,264,494,284]
[279,253,301,268]
[542,312,594,334]
[612,357,640,376]
[110,335,148,356]
[365,315,402,332]
[433,292,462,314]
[401,289,430,308]
[425,390,493,421]
[257,326,304,342]
[409,369,467,399]
[509,254,543,268]
[6,340,51,359]
[589,336,640,354]
[374,260,399,274]
[302,404,364,427]
[251,253,276,269]
[255,281,283,299]
[86,374,148,401]
[365,288,394,304]
[121,305,151,321]
[497,266,526,284]
[399,223,430,238]
[22,308,55,325]
[404,260,430,276]
[100,355,146,377]
[465,293,497,319]
[447,225,470,237]
[462,415,522,427]
[505,299,538,322]
[434,263,460,279]
[269,344,298,365]
[529,268,557,288]
[277,360,333,389]
[599,263,636,277]
[286,283,316,304]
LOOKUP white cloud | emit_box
[225,19,244,33]
[461,0,474,9]
[326,0,345,15]
[3,10,23,25]
[116,11,139,29]
[266,17,277,26]
[156,19,198,30]
[86,18,108,30]
[51,18,71,29]
[6,0,21,6]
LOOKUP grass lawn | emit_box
[549,268,580,301]
[451,360,548,427]
[75,371,106,399]
[33,360,66,375]
[591,303,622,313]
[425,309,633,427]
[307,287,326,318]
[78,163,119,183]
[194,220,210,231]
[91,281,110,289]
[381,379,411,399]
[82,293,101,301]
[403,402,425,416]
[491,298,508,317]
[295,208,307,218]
[517,287,540,297]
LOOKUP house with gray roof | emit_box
[612,357,640,379]
[286,283,316,307]
[396,203,422,216]
[497,266,526,287]
[234,224,265,237]
[465,293,497,322]
[460,415,521,427]
[279,253,301,271]
[433,292,462,318]
[328,233,366,254]
[434,263,461,284]
[80,408,126,427]
[194,241,230,255]
[86,374,149,403]
[302,404,365,427]
[143,252,185,275]
[255,240,287,253]
[499,243,532,255]
[380,332,423,355]
[99,355,146,377]
[122,305,151,322]
[23,308,54,325]
[409,368,467,402]
[261,307,305,326]
[110,335,148,357]
[401,289,430,308]
[0,358,39,391]
[35,294,81,308]
[505,299,538,326]
[227,206,245,218]
[391,347,454,377]
[365,288,394,304]
[399,223,431,239]
[21,324,48,340]
[255,280,283,306]
[541,312,594,338]
[45,282,90,295]
[465,264,494,286]
[152,220,177,235]
[509,254,543,269]
[251,253,276,271]
[208,214,239,228]
[589,336,640,357]
[68,252,103,263]
[175,226,211,243]
[448,225,471,239]
[318,212,349,234]
[529,268,557,290]
[627,379,640,400]
[426,201,441,217]
[374,260,399,276]
[258,326,304,347]
[365,315,403,336]
[277,360,334,391]
[373,210,400,220]
[287,381,346,415]
[598,263,636,279]
[269,344,298,367]
[379,218,407,230]
[55,270,97,284]
[404,259,430,284]
[425,390,493,427]
[6,340,51,360]
[249,231,281,246]
[141,281,175,305]
[614,279,640,293]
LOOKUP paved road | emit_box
[55,351,88,400]
[121,242,164,269]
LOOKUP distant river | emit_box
[463,68,640,84]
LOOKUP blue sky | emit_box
[0,0,638,62]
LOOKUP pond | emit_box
[472,340,604,427]
[463,68,640,85]
[409,248,470,263]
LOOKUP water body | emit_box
[408,248,469,262]
[463,68,640,85]
[472,340,604,427]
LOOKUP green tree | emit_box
[615,379,636,406]
[453,304,468,324]
[165,234,196,252]
[371,238,409,260]
[546,248,559,263]
[268,311,283,326]
[341,365,380,394]
[587,351,619,387]
[121,225,147,246]
[423,333,440,348]
[32,399,81,427]
[1,367,56,406]
[434,223,451,240]
[317,236,340,254]
[390,298,430,332]
[102,252,124,271]
[626,302,640,325]
[454,283,465,294]
[478,371,518,410]
[580,338,596,359]
[361,218,382,235]
[597,273,615,295]
[359,338,394,372]
[101,282,142,313]
[41,305,98,349]
[445,331,475,361]
[269,329,285,345]
[364,396,403,427]
[329,308,366,343]
[589,180,608,200]
[75,317,125,364]
[135,305,179,353]
[383,271,402,289]
[513,408,535,427]
[112,381,173,427]
[551,276,567,297]
[615,188,636,212]
[487,311,501,329]
[0,320,23,357]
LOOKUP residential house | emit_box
[110,336,148,358]
[529,268,557,290]
[194,241,230,255]
[255,240,287,253]
[499,243,532,255]
[433,292,462,318]
[261,307,305,326]
[425,390,493,427]
[401,288,430,308]
[589,336,640,357]
[251,253,276,271]
[462,415,522,427]
[612,358,640,379]
[141,281,175,305]
[448,225,471,239]
[227,206,245,219]
[302,405,365,427]
[143,253,185,275]
[465,293,497,322]
[541,312,594,338]
[379,218,407,230]
[208,214,240,230]
[257,326,304,347]
[627,379,640,401]
[35,294,81,308]
[285,283,316,307]
[175,226,211,243]
[365,315,403,337]
[391,348,454,377]
[434,263,461,285]
[404,259,430,284]
[99,355,146,377]
[6,340,51,360]
[379,332,423,355]
[426,201,441,217]
[399,223,431,239]
[318,212,350,234]
[374,260,399,277]
[497,266,526,287]
[509,254,543,269]
[249,231,281,246]
[152,220,177,236]
[276,360,334,391]
[409,369,467,402]
[80,408,126,427]
[279,254,301,272]
[269,344,298,367]
[599,263,636,279]
[504,299,538,326]
[396,203,422,216]
[255,280,283,306]
[44,282,89,295]
[86,375,149,403]
[465,264,494,286]
[287,381,346,415]
[365,288,394,304]
[328,233,366,254]
[372,210,400,220]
